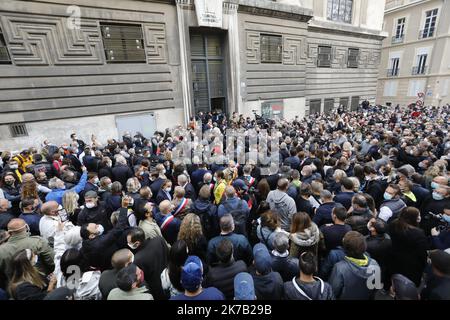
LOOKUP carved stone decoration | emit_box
[369,48,381,67]
[0,14,103,66]
[246,31,260,64]
[358,49,370,68]
[283,36,306,65]
[144,23,167,64]
[307,43,318,63]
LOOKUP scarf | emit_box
[345,255,369,267]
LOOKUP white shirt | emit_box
[378,206,393,222]
[39,215,61,242]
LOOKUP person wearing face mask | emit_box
[77,191,112,232]
[80,172,99,200]
[156,179,173,205]
[35,171,50,189]
[79,197,129,271]
[98,248,134,300]
[430,208,450,250]
[0,198,15,230]
[98,177,112,202]
[19,198,42,236]
[39,201,64,245]
[98,157,113,180]
[107,263,152,300]
[378,184,406,224]
[1,172,22,215]
[149,164,167,199]
[126,227,169,300]
[45,166,88,205]
[0,218,55,288]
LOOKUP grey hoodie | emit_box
[266,190,297,231]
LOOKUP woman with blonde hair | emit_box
[177,213,207,263]
[329,169,347,194]
[126,177,141,203]
[62,191,81,224]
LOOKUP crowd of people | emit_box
[0,103,449,300]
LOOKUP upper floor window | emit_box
[420,9,438,39]
[392,18,405,44]
[0,28,11,64]
[100,23,146,63]
[327,0,353,24]
[260,34,282,64]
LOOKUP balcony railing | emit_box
[419,29,435,39]
[412,66,427,75]
[391,35,404,44]
[387,68,399,77]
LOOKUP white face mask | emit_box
[93,177,99,184]
[96,224,104,236]
[164,187,171,193]
[128,242,139,250]
[85,202,96,209]
[9,164,18,170]
[32,254,38,266]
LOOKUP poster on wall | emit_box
[194,0,223,28]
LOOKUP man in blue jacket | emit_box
[45,166,87,204]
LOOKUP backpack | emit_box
[224,201,248,237]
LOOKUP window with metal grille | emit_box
[347,48,359,68]
[260,34,282,64]
[309,99,322,115]
[327,0,353,24]
[0,28,11,64]
[317,46,332,68]
[100,23,146,63]
[9,123,28,137]
[324,98,335,114]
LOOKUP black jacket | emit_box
[421,273,450,300]
[183,183,197,201]
[388,224,428,286]
[134,236,170,300]
[0,211,15,229]
[67,154,82,172]
[98,269,118,300]
[33,161,58,178]
[295,196,315,218]
[250,268,284,300]
[112,164,134,188]
[80,208,128,271]
[77,203,112,231]
[98,167,113,179]
[205,260,247,300]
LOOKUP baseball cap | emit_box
[391,274,419,300]
[181,255,203,292]
[234,272,255,300]
[84,191,98,199]
[253,243,272,275]
[429,249,450,276]
[232,179,248,192]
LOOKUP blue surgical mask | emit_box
[431,182,439,190]
[384,192,393,201]
[443,215,450,224]
[432,192,444,201]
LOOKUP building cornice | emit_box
[237,0,313,22]
[308,19,387,40]
[385,0,428,14]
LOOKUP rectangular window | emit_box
[0,28,11,64]
[392,18,405,43]
[350,96,360,111]
[408,79,425,97]
[9,123,28,137]
[383,81,398,97]
[309,99,321,115]
[388,57,399,76]
[317,46,332,68]
[413,54,427,75]
[421,9,438,39]
[347,48,359,68]
[260,34,282,64]
[324,98,335,114]
[327,0,353,24]
[100,23,146,63]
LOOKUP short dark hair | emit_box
[352,194,368,208]
[299,252,317,276]
[116,264,138,292]
[343,231,367,258]
[127,228,145,244]
[216,239,233,263]
[80,224,90,240]
[60,248,83,278]
[341,178,354,191]
[333,206,348,221]
[388,184,401,197]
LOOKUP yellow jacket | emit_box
[213,180,227,205]
[13,154,33,172]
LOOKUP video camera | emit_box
[426,212,450,232]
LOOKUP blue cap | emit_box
[253,243,272,275]
[234,272,255,300]
[181,256,203,292]
[232,179,248,192]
